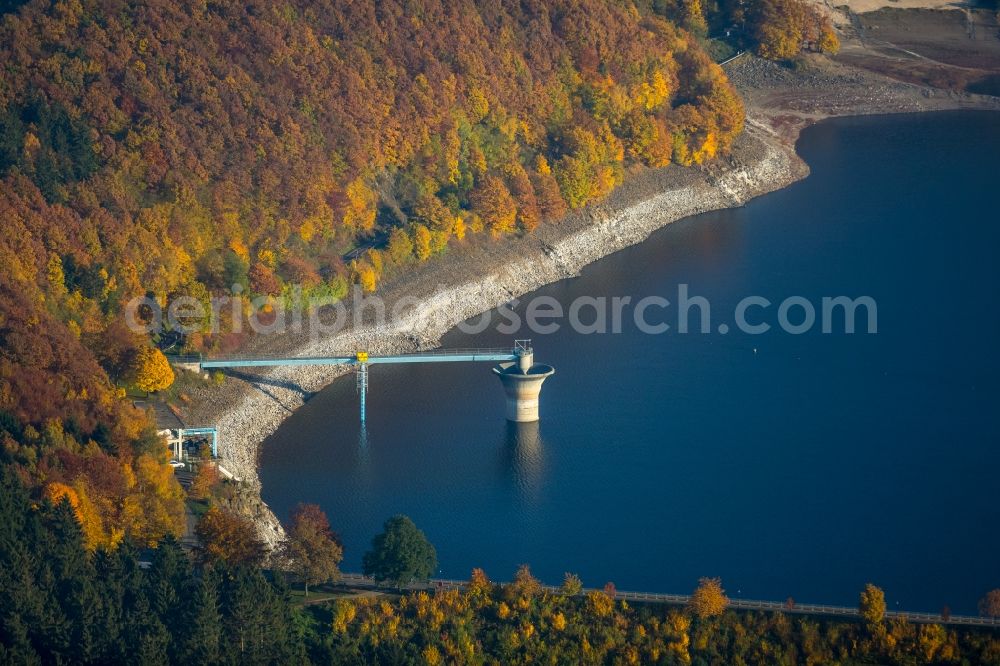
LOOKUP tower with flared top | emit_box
[493,340,554,422]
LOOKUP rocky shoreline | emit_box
[180,54,1000,546]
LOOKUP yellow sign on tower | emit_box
[356,352,369,363]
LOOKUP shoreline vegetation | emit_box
[2,1,1000,659]
[182,118,805,546]
[182,52,1000,549]
[3,472,999,663]
[0,0,751,556]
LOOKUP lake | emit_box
[260,111,1000,614]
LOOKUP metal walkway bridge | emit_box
[198,341,532,423]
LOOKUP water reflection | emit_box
[261,113,1000,612]
[499,421,545,501]
[353,422,371,472]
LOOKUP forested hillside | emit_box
[645,0,839,58]
[1,0,743,343]
[3,3,995,663]
[0,0,744,543]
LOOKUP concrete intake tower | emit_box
[493,341,554,422]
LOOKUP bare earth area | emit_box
[177,12,1000,542]
[832,0,965,15]
[837,4,1000,95]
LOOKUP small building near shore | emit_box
[135,400,219,460]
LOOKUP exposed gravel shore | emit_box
[180,54,999,546]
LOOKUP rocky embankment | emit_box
[182,118,806,546]
[183,52,999,546]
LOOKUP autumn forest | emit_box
[6,0,995,663]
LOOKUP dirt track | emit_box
[834,5,1000,95]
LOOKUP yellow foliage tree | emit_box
[535,154,552,176]
[633,69,671,111]
[367,249,384,276]
[422,645,442,665]
[72,480,112,550]
[689,577,729,619]
[756,20,803,60]
[43,481,110,551]
[505,564,541,604]
[467,568,493,608]
[43,481,80,514]
[387,227,414,264]
[818,24,840,54]
[751,0,839,60]
[342,178,377,231]
[412,224,433,261]
[467,86,490,122]
[352,260,377,293]
[468,144,488,176]
[859,583,886,625]
[132,453,186,545]
[47,253,67,299]
[691,131,719,164]
[444,124,461,185]
[127,347,175,393]
[412,193,453,235]
[430,230,449,254]
[299,217,317,243]
[331,599,358,633]
[587,590,614,618]
[452,215,467,241]
[228,238,250,262]
[195,506,266,566]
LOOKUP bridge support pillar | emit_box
[356,363,368,423]
[493,348,554,422]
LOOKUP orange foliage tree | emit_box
[281,503,343,596]
[195,506,266,567]
[472,175,518,238]
[189,461,221,501]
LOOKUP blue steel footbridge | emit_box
[196,340,553,424]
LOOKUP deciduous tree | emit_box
[533,171,568,221]
[362,514,437,587]
[126,347,175,393]
[387,227,414,264]
[194,507,266,567]
[471,175,518,238]
[690,577,729,619]
[818,23,840,54]
[248,263,281,296]
[859,583,886,625]
[188,462,220,501]
[351,260,377,294]
[561,572,583,596]
[281,503,343,597]
[979,589,1000,618]
[412,224,433,261]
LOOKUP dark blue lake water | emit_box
[261,111,1000,614]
